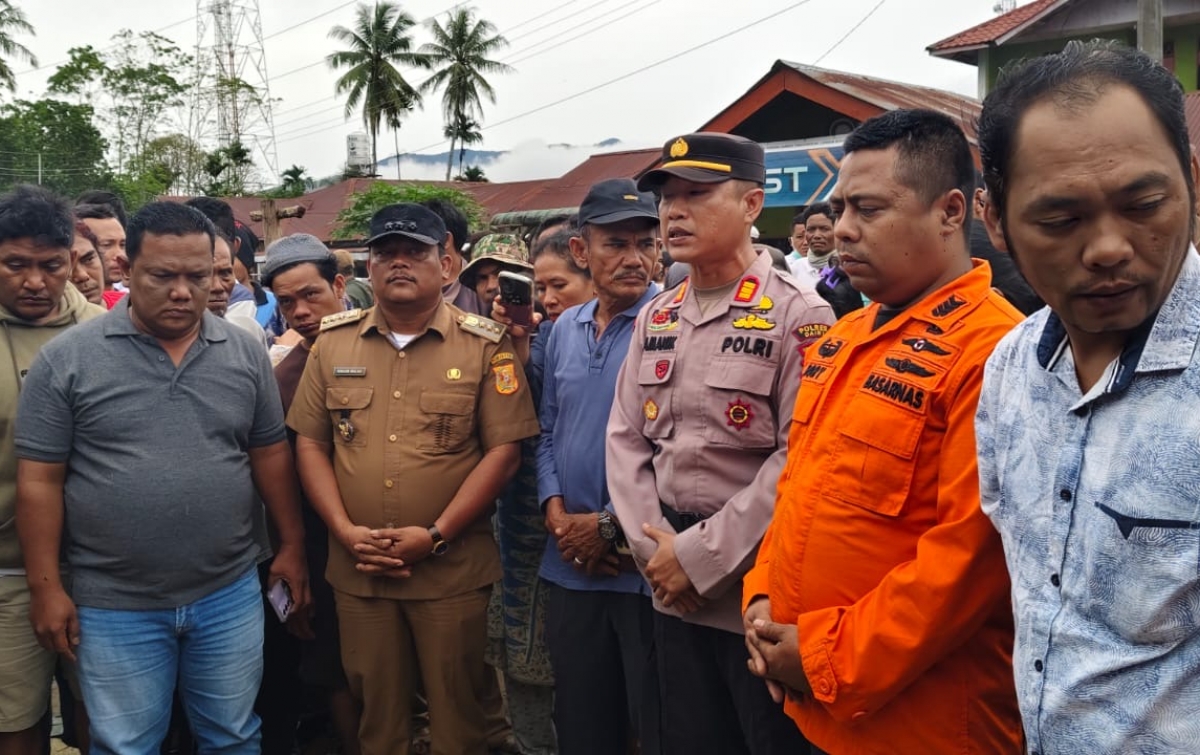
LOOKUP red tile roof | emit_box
[164,176,554,245]
[781,62,982,140]
[928,0,1063,53]
[510,148,662,212]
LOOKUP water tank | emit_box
[347,132,373,169]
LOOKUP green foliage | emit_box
[333,181,486,240]
[263,165,311,198]
[0,98,109,197]
[135,133,208,196]
[419,6,511,180]
[456,165,487,183]
[47,31,192,176]
[0,1,36,94]
[327,2,430,171]
[201,140,254,197]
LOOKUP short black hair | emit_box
[531,227,590,279]
[0,184,75,250]
[127,202,216,263]
[979,39,1194,219]
[801,202,835,226]
[419,198,470,258]
[791,212,806,229]
[262,257,339,290]
[73,202,118,222]
[185,196,236,243]
[76,190,127,228]
[843,108,975,209]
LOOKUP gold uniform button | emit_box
[340,397,349,405]
[384,479,394,489]
[388,434,397,442]
[392,390,402,399]
[398,352,407,359]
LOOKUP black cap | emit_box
[637,132,766,191]
[578,178,659,226]
[366,203,447,247]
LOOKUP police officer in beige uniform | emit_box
[288,204,540,755]
[607,133,835,755]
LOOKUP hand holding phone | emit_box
[498,271,535,329]
[267,580,293,623]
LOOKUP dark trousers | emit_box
[255,561,303,755]
[545,585,659,755]
[654,612,810,755]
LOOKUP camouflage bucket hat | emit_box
[458,232,534,288]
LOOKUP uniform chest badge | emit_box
[493,363,518,395]
[336,413,356,443]
[726,399,754,431]
[648,308,680,332]
[446,368,462,381]
[644,399,659,421]
[732,313,775,330]
[655,359,670,380]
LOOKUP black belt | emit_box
[659,502,708,532]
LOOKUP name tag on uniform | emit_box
[333,367,367,377]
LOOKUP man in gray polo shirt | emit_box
[13,202,310,755]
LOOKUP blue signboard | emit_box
[762,143,844,208]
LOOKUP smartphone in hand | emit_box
[267,580,293,623]
[498,271,535,329]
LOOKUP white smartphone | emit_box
[267,580,293,623]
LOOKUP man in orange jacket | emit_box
[742,109,1024,754]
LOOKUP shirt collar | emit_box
[578,283,661,325]
[102,296,227,343]
[1037,246,1200,386]
[360,300,453,341]
[666,250,774,314]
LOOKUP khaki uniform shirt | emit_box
[607,251,836,634]
[287,302,540,600]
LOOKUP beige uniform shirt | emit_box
[606,251,836,633]
[288,302,540,600]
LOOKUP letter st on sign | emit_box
[761,144,844,208]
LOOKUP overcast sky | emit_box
[12,0,1002,183]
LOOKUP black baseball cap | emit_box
[578,178,659,226]
[637,132,766,191]
[366,203,447,247]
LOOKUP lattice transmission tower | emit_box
[191,0,280,187]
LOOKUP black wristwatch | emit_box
[428,525,449,556]
[597,511,618,542]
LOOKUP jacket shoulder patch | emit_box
[319,308,367,332]
[458,314,507,344]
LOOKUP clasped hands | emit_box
[743,596,812,704]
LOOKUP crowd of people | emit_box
[2,38,1200,755]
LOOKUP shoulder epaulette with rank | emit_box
[319,308,367,332]
[457,313,507,344]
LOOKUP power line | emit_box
[270,0,596,124]
[262,0,359,42]
[278,0,814,148]
[15,14,198,77]
[812,0,888,65]
[505,0,662,66]
[504,0,616,45]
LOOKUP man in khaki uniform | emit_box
[606,133,835,755]
[288,203,539,755]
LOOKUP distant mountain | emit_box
[382,138,625,169]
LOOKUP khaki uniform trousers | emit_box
[337,586,492,755]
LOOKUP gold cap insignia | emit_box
[623,194,638,201]
[669,138,689,158]
[446,368,462,381]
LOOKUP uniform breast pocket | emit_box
[1085,500,1200,645]
[825,399,924,517]
[325,387,373,448]
[416,391,477,454]
[637,355,675,440]
[702,357,777,449]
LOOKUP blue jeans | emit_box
[75,568,264,755]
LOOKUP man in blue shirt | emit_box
[537,178,660,755]
[976,41,1200,754]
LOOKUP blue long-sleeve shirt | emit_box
[537,287,657,593]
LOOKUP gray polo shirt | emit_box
[15,299,287,610]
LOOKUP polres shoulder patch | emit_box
[458,314,507,344]
[319,308,367,332]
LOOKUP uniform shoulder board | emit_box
[319,308,367,332]
[457,313,507,344]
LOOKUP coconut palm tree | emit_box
[444,116,481,179]
[419,7,512,180]
[327,2,429,172]
[0,1,37,93]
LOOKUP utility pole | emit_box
[250,200,306,248]
[36,153,41,185]
[1138,0,1164,63]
